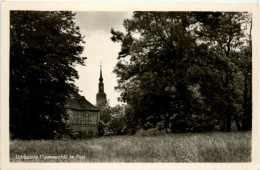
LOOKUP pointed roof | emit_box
[65,91,99,111]
[99,64,103,82]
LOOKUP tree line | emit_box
[10,11,252,139]
[110,12,252,134]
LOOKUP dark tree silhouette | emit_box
[10,11,86,139]
[111,12,252,133]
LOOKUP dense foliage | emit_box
[111,12,252,133]
[10,11,86,139]
[99,105,133,135]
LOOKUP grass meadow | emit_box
[10,131,251,162]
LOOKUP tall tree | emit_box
[111,12,251,133]
[112,12,208,132]
[231,13,252,131]
[196,12,251,131]
[10,11,86,139]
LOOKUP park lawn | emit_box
[10,131,251,162]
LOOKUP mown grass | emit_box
[10,131,251,162]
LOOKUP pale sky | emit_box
[73,11,133,107]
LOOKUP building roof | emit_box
[65,91,99,111]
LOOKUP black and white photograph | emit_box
[1,2,259,170]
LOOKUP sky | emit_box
[73,11,133,107]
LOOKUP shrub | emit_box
[87,130,94,138]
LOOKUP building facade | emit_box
[65,91,100,137]
[96,65,107,108]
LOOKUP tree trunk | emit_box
[234,116,241,131]
[242,72,252,131]
[242,74,248,131]
[226,112,231,132]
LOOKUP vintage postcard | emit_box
[1,2,259,170]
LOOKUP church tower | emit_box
[96,64,107,108]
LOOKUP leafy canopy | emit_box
[111,12,252,133]
[10,11,86,139]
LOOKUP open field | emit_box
[10,132,251,162]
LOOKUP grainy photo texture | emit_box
[9,11,252,162]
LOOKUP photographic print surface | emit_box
[1,2,259,170]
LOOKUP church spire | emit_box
[98,64,104,92]
[96,63,107,108]
[99,64,103,82]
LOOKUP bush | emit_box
[87,130,94,138]
[98,121,105,136]
[70,132,81,139]
[99,105,134,136]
